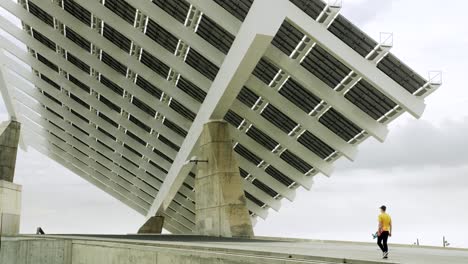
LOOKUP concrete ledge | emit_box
[1,235,398,264]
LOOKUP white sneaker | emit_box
[383,251,388,259]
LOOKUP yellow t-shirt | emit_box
[378,213,392,232]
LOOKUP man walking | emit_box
[377,205,392,259]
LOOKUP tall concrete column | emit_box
[0,120,22,235]
[195,120,254,238]
[0,120,21,182]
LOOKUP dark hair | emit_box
[380,205,387,211]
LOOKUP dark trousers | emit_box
[377,231,389,252]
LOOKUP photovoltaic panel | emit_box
[212,0,254,22]
[196,15,235,55]
[345,79,397,120]
[377,53,426,94]
[319,108,363,142]
[301,44,351,89]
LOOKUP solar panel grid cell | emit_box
[140,50,170,78]
[377,53,426,94]
[152,0,190,24]
[32,29,56,51]
[63,0,92,26]
[135,76,163,99]
[129,115,151,133]
[104,0,136,25]
[301,45,351,89]
[99,95,121,113]
[67,52,91,73]
[101,51,127,75]
[100,75,124,96]
[244,191,265,207]
[196,15,235,55]
[65,27,91,52]
[289,0,326,20]
[98,112,118,128]
[169,99,196,121]
[37,53,59,72]
[212,0,254,22]
[153,148,174,163]
[185,48,220,81]
[70,93,90,109]
[252,179,279,198]
[28,1,54,27]
[176,77,207,103]
[328,15,378,58]
[279,77,321,113]
[265,165,294,187]
[234,144,262,165]
[145,19,179,53]
[224,110,244,128]
[132,97,157,117]
[40,75,60,90]
[297,130,335,159]
[245,126,278,151]
[271,20,305,55]
[163,118,188,137]
[237,87,259,108]
[158,135,180,151]
[319,108,363,142]
[126,130,146,147]
[253,58,280,85]
[102,24,132,52]
[260,104,298,134]
[345,79,397,120]
[280,150,313,174]
[69,74,90,93]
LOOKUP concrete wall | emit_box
[0,180,22,235]
[0,236,353,264]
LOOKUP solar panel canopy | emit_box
[0,0,440,234]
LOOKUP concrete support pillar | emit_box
[138,216,164,234]
[0,120,22,235]
[195,120,254,238]
[0,180,22,234]
[0,120,21,182]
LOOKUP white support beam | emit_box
[285,4,426,118]
[0,50,18,121]
[17,101,197,229]
[0,0,200,114]
[123,0,225,66]
[29,0,211,97]
[230,100,333,176]
[246,76,357,160]
[147,0,289,219]
[5,66,197,216]
[265,46,389,142]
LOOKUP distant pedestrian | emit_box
[377,205,392,259]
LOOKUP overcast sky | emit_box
[1,0,467,248]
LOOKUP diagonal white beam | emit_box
[265,46,389,142]
[230,101,333,176]
[20,120,151,212]
[246,76,357,160]
[147,0,289,219]
[0,50,18,121]
[5,65,197,216]
[25,138,148,215]
[284,4,426,118]
[122,0,225,66]
[16,96,197,229]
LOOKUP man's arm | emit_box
[389,219,392,236]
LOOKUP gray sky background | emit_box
[1,0,468,248]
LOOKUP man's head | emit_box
[380,205,387,213]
